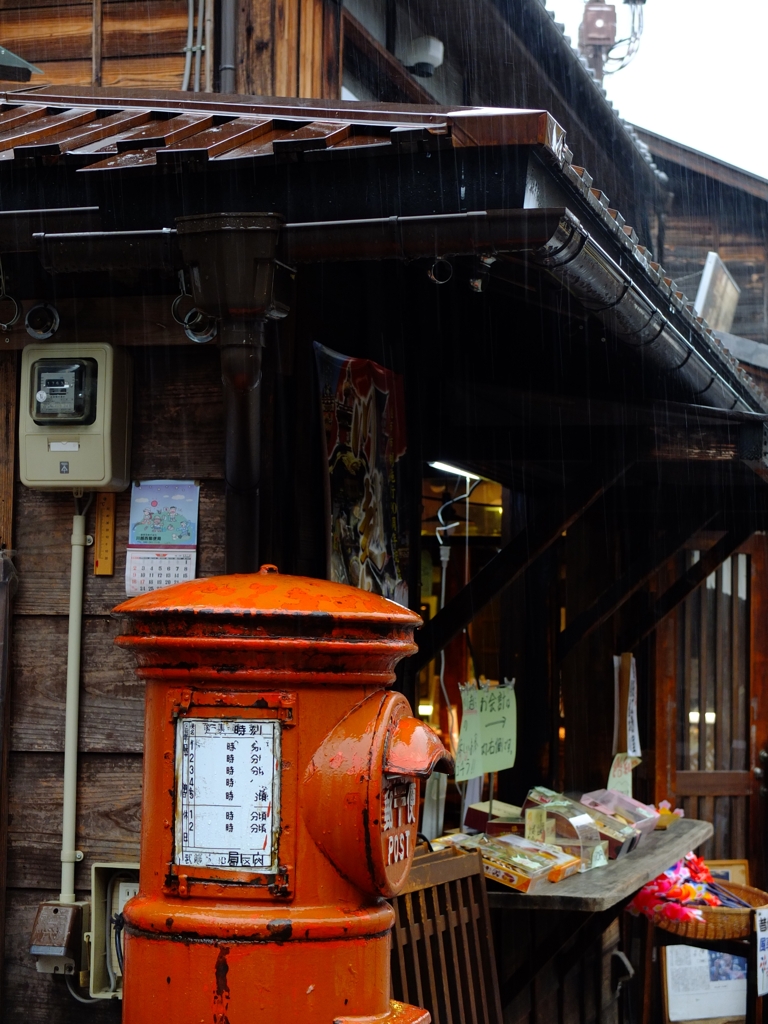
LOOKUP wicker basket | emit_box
[654,882,768,941]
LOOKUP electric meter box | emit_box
[19,343,132,491]
[89,862,140,1000]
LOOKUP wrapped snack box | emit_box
[463,799,522,833]
[452,833,581,892]
[495,834,582,884]
[580,788,659,844]
[485,816,526,837]
[524,786,639,860]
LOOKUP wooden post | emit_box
[232,0,338,97]
[747,535,768,891]
[322,0,343,99]
[236,0,275,96]
[0,351,17,1008]
[92,0,103,86]
[299,0,325,97]
[275,0,301,96]
[652,561,678,807]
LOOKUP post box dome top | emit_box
[113,564,422,625]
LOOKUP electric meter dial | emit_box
[31,358,98,426]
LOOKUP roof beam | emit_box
[412,463,627,672]
[621,522,757,651]
[556,507,719,661]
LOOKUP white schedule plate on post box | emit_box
[175,718,281,872]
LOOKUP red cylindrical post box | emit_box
[113,565,452,1023]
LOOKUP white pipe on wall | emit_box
[60,511,87,904]
[181,0,195,92]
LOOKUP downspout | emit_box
[176,213,287,573]
[221,321,264,572]
[219,0,236,92]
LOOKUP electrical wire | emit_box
[105,873,120,993]
[104,872,132,992]
[73,491,95,519]
[113,913,125,976]
[435,475,481,803]
[604,2,644,74]
[65,974,98,1005]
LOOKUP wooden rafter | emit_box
[412,465,627,673]
[556,507,719,661]
[622,523,758,651]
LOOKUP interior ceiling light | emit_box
[428,461,481,480]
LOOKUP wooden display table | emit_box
[487,817,714,912]
[487,818,715,1013]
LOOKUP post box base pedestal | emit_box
[335,1000,431,1024]
[122,928,417,1024]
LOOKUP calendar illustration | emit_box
[125,480,200,596]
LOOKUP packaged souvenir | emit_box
[524,786,639,860]
[454,832,581,892]
[581,788,659,843]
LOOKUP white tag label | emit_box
[175,718,280,872]
[49,441,80,452]
[758,908,768,996]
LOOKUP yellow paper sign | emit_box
[455,684,517,782]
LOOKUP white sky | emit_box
[546,0,768,180]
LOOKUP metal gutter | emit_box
[31,207,768,415]
[528,214,757,413]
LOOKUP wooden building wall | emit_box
[1,1,188,90]
[0,263,641,1023]
[2,343,225,1021]
[0,0,342,99]
[659,173,768,343]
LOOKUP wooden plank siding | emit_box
[236,0,340,98]
[2,0,340,97]
[0,353,18,1010]
[0,1,187,90]
[661,208,767,344]
[1,343,223,1022]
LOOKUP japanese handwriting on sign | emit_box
[758,909,768,996]
[175,717,280,872]
[454,681,517,782]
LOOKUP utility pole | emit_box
[578,1,617,82]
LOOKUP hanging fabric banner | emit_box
[314,343,409,606]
